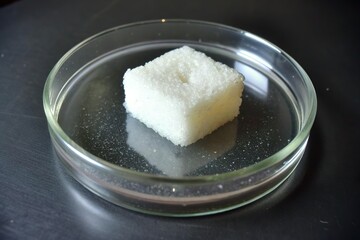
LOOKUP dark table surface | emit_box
[1,0,359,239]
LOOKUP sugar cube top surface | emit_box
[123,46,244,146]
[124,46,244,108]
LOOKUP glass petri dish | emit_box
[43,19,317,217]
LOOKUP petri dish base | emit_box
[43,19,317,216]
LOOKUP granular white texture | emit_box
[123,46,244,146]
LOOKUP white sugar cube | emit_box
[123,46,244,146]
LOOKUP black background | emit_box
[0,0,359,239]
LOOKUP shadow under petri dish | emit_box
[58,44,298,177]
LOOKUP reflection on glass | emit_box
[236,49,273,70]
[235,62,269,99]
[126,115,237,177]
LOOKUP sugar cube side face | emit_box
[123,46,244,146]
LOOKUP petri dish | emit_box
[43,19,317,217]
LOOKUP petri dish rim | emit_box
[43,19,317,185]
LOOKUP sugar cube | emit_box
[123,46,244,146]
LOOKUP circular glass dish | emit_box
[43,19,317,217]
